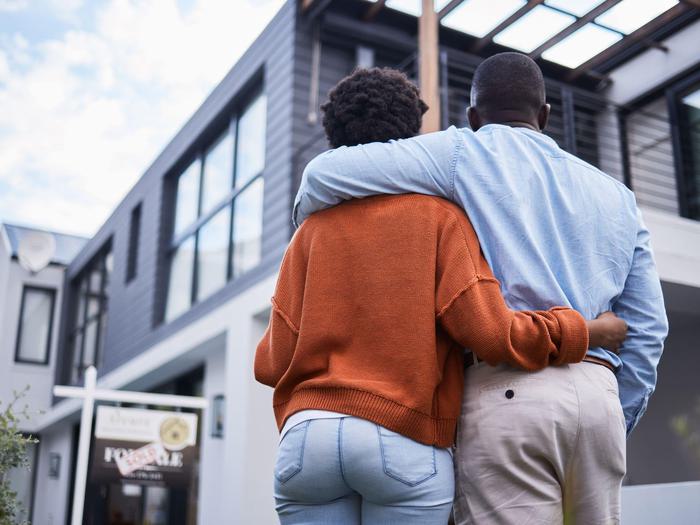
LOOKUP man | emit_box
[293,53,668,524]
[256,67,627,524]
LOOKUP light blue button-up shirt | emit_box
[293,124,668,435]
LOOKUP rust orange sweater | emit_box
[254,195,588,447]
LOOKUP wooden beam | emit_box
[438,0,464,21]
[472,0,545,53]
[566,3,691,81]
[680,0,700,8]
[529,0,623,59]
[420,0,441,133]
[364,0,387,21]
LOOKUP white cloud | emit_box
[0,0,28,12]
[0,50,8,81]
[0,0,285,236]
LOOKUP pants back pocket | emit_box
[377,426,436,486]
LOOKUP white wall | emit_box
[0,253,66,431]
[605,19,700,106]
[32,421,75,525]
[641,206,700,289]
[221,310,278,524]
[197,342,227,524]
[622,481,700,524]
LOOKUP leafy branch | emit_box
[0,387,39,525]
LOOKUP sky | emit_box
[0,0,286,237]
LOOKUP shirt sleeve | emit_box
[613,207,668,436]
[293,127,462,227]
[435,206,589,371]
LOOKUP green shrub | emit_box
[0,387,38,525]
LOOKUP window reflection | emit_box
[174,159,201,237]
[236,95,267,189]
[201,132,234,215]
[165,236,195,322]
[196,206,231,301]
[15,287,55,364]
[232,178,264,278]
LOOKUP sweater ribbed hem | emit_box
[274,387,458,448]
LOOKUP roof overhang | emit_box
[300,0,700,82]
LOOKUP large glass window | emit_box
[68,245,112,382]
[679,86,700,220]
[235,95,267,188]
[201,132,234,215]
[165,236,195,322]
[165,93,266,322]
[173,160,201,238]
[15,286,56,364]
[232,177,264,278]
[196,206,230,300]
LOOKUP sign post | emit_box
[54,366,208,525]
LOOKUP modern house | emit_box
[9,0,700,523]
[0,223,86,523]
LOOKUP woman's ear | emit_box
[467,106,481,131]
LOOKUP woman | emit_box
[254,68,627,524]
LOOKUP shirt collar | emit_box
[475,123,559,148]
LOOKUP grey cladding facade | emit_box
[56,1,297,384]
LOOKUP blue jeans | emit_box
[274,416,454,524]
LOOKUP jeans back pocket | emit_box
[275,421,310,483]
[377,426,436,486]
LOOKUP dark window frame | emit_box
[67,243,112,382]
[667,67,700,220]
[14,285,56,365]
[163,88,267,323]
[126,202,142,283]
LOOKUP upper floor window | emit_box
[624,97,679,215]
[68,245,112,382]
[165,93,267,322]
[126,202,142,283]
[678,85,700,220]
[15,286,56,365]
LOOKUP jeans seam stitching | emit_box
[276,420,309,484]
[338,417,349,487]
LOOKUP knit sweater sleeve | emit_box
[254,228,306,388]
[254,299,299,388]
[434,204,588,371]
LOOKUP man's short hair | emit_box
[470,52,546,118]
[321,67,428,148]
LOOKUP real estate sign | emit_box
[91,405,198,487]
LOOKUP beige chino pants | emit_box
[454,362,626,525]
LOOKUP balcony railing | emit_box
[292,49,693,222]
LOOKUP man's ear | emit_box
[467,106,481,131]
[538,103,551,132]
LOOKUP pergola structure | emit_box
[301,0,700,132]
